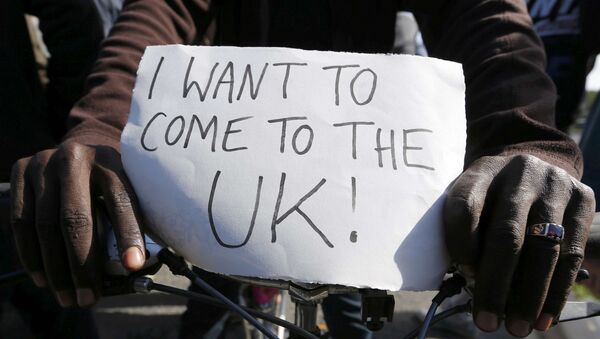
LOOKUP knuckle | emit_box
[545,167,570,191]
[487,222,523,256]
[561,245,585,262]
[32,149,55,164]
[13,157,30,170]
[28,154,50,175]
[61,141,84,153]
[557,252,585,283]
[576,183,596,206]
[10,158,31,180]
[503,193,529,209]
[444,193,479,225]
[59,142,91,162]
[108,190,134,214]
[510,154,540,168]
[61,209,92,240]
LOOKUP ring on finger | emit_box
[526,223,565,242]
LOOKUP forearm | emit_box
[63,0,211,149]
[405,0,582,177]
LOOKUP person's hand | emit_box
[444,154,595,337]
[10,141,145,307]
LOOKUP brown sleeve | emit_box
[63,0,211,150]
[403,0,583,178]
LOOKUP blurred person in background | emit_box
[527,0,600,132]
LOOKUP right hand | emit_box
[444,154,595,337]
[10,141,145,307]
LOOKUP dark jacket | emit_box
[23,1,589,179]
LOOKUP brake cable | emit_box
[133,276,318,339]
[2,257,599,339]
[157,248,280,339]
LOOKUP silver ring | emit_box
[526,223,565,242]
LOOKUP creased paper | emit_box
[121,45,466,291]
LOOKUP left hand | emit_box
[444,154,595,337]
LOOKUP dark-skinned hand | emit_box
[444,154,596,337]
[10,141,145,307]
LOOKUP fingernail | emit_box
[56,290,76,308]
[122,247,145,271]
[76,288,96,307]
[507,319,532,338]
[534,313,554,331]
[475,311,499,332]
[31,272,47,287]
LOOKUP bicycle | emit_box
[1,183,599,339]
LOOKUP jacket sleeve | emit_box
[403,0,583,178]
[63,0,211,150]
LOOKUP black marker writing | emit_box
[208,171,263,248]
[273,62,308,99]
[267,116,308,154]
[222,116,252,152]
[148,56,164,99]
[350,68,377,105]
[350,177,358,243]
[141,112,166,151]
[403,129,435,171]
[165,115,185,145]
[351,176,356,212]
[184,115,218,151]
[237,63,269,100]
[213,61,235,103]
[333,121,375,159]
[322,64,360,106]
[271,173,334,248]
[183,57,219,101]
[291,125,314,155]
[374,128,398,170]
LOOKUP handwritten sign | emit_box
[121,45,466,291]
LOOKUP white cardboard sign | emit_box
[121,45,466,291]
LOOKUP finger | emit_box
[444,156,507,267]
[473,156,540,332]
[30,151,77,307]
[504,168,569,336]
[94,155,145,271]
[537,183,595,329]
[10,158,46,287]
[58,144,99,307]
